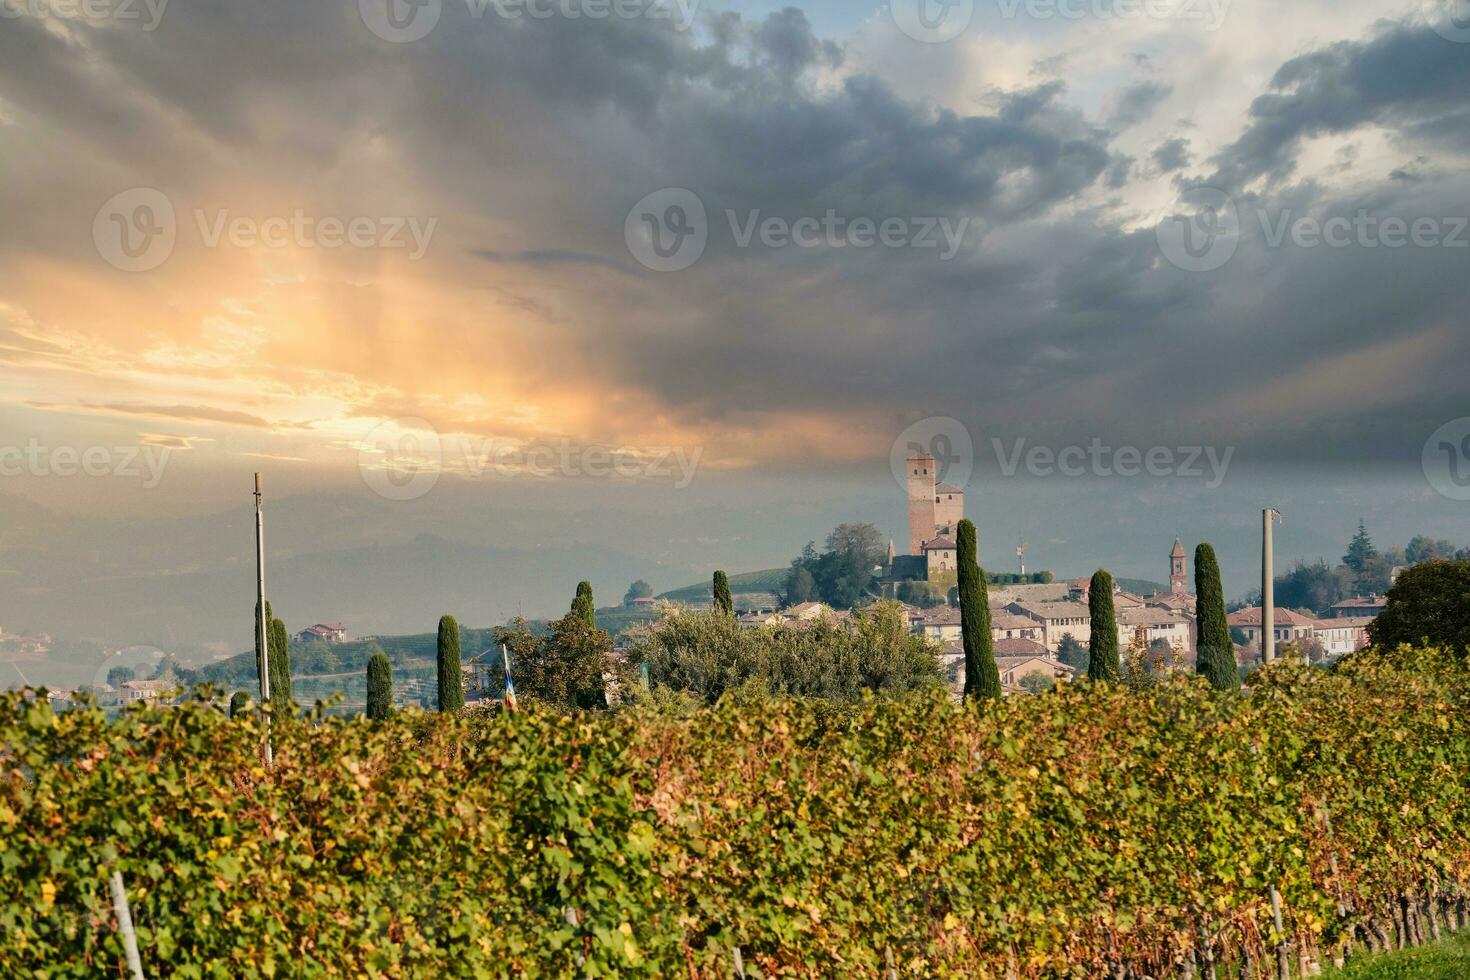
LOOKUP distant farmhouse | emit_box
[295,623,348,644]
[118,678,172,706]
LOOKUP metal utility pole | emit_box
[254,473,273,765]
[1262,508,1281,664]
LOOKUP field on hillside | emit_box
[657,567,788,605]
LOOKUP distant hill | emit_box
[657,568,787,606]
[1116,578,1169,596]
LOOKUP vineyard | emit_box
[3,648,1468,977]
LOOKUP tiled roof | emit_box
[1314,616,1376,629]
[919,605,962,625]
[1010,600,1091,620]
[1227,607,1316,627]
[1118,607,1190,626]
[994,637,1050,657]
[934,482,965,494]
[922,537,957,551]
[1331,596,1386,609]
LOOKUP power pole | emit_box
[254,473,273,765]
[1262,508,1281,664]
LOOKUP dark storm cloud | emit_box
[1,4,1467,471]
[1109,81,1171,129]
[1208,23,1470,190]
[1151,138,1191,173]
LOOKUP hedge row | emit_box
[2,649,1468,977]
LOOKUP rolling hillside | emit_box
[657,567,787,606]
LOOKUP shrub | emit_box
[627,601,941,704]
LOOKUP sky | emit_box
[2,0,1469,667]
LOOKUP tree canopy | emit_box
[784,522,885,609]
[1368,559,1470,658]
[628,601,941,704]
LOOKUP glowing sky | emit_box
[2,0,1468,651]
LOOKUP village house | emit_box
[921,536,958,578]
[1227,607,1317,648]
[784,601,832,622]
[996,653,1075,689]
[118,678,172,706]
[916,606,1046,645]
[1329,595,1387,618]
[1006,600,1092,654]
[1117,606,1194,654]
[943,644,1075,696]
[1312,616,1374,658]
[917,605,962,642]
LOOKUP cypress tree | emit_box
[366,650,393,720]
[228,690,248,718]
[571,581,596,628]
[1087,569,1120,683]
[437,614,464,711]
[1194,543,1236,690]
[269,616,292,715]
[712,570,733,617]
[957,519,1001,700]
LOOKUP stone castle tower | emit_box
[1169,538,1188,594]
[906,450,964,555]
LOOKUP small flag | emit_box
[500,644,518,712]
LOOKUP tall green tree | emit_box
[712,570,733,617]
[437,614,464,711]
[268,615,292,715]
[366,649,393,720]
[1194,543,1236,690]
[1343,519,1385,593]
[228,690,248,718]
[252,600,290,712]
[1055,633,1088,673]
[956,519,1000,700]
[1087,569,1119,683]
[1368,559,1470,658]
[571,581,596,628]
[623,579,653,605]
[493,613,612,710]
[783,524,886,609]
[1343,520,1378,576]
